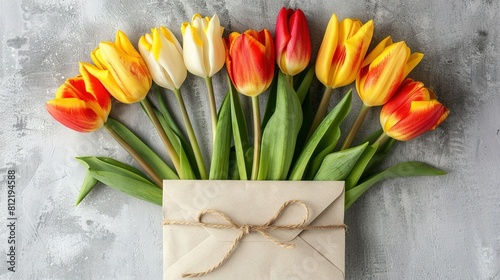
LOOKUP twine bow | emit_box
[163,200,346,278]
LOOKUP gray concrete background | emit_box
[1,0,499,279]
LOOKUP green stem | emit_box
[286,74,293,86]
[173,88,208,180]
[251,96,261,180]
[140,98,181,174]
[205,76,218,143]
[307,87,334,139]
[104,123,163,188]
[341,103,370,150]
[373,131,391,150]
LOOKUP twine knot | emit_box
[163,200,345,278]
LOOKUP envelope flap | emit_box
[163,180,344,242]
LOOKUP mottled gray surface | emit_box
[1,0,499,279]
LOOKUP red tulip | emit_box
[275,7,311,76]
[380,79,449,141]
[46,62,112,132]
[225,29,275,96]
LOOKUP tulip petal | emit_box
[46,98,104,132]
[403,52,424,78]
[361,36,393,67]
[205,15,226,77]
[280,9,311,75]
[315,14,339,86]
[79,62,111,113]
[183,25,208,77]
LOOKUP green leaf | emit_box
[262,71,278,129]
[77,156,162,205]
[75,171,99,206]
[258,72,303,180]
[313,143,368,181]
[288,91,352,180]
[345,161,447,210]
[148,105,196,179]
[210,92,232,179]
[229,77,251,180]
[156,91,199,177]
[106,118,178,180]
[344,142,378,191]
[90,171,162,205]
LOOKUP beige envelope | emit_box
[163,180,345,280]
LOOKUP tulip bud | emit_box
[139,26,187,91]
[380,78,449,141]
[181,14,226,78]
[275,7,311,76]
[225,29,275,97]
[315,14,374,88]
[46,62,112,132]
[356,37,424,107]
[84,30,152,104]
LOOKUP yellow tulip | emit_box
[84,30,152,104]
[356,36,424,107]
[315,14,374,88]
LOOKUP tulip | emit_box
[225,29,275,180]
[138,26,187,91]
[356,37,424,107]
[84,30,152,104]
[46,62,111,132]
[181,14,226,78]
[308,15,374,139]
[316,14,374,89]
[275,7,311,76]
[225,29,275,97]
[181,14,226,140]
[139,26,207,179]
[380,79,449,141]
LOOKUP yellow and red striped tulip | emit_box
[139,26,187,91]
[275,7,311,76]
[315,14,374,88]
[181,14,226,78]
[380,78,449,141]
[356,37,424,107]
[46,63,112,132]
[225,29,275,97]
[84,30,152,104]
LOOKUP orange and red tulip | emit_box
[225,29,275,97]
[315,14,374,88]
[46,63,112,132]
[84,30,152,104]
[275,7,311,76]
[380,78,449,141]
[356,37,424,107]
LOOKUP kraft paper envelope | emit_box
[163,180,345,280]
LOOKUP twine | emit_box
[163,200,346,278]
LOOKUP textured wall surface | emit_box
[1,0,499,279]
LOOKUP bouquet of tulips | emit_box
[46,8,449,210]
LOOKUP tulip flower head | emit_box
[84,30,152,104]
[181,14,226,78]
[46,63,112,132]
[225,29,275,97]
[139,26,187,91]
[315,14,374,89]
[356,37,424,107]
[380,79,449,141]
[275,7,311,76]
